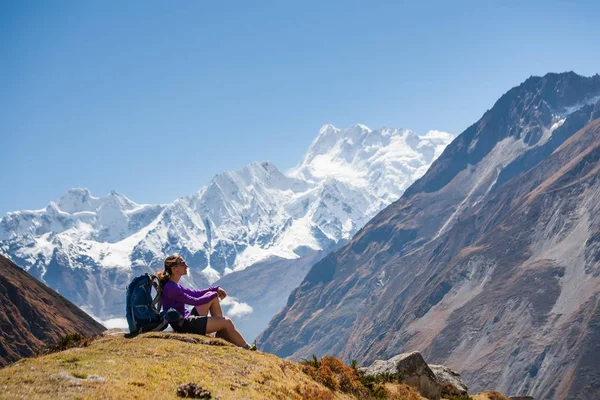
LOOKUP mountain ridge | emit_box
[257,72,600,400]
[0,254,106,367]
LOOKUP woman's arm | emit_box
[181,285,220,297]
[168,284,218,306]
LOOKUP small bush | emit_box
[370,384,391,399]
[300,355,369,397]
[356,370,403,395]
[300,354,322,369]
[41,333,94,356]
[176,383,211,399]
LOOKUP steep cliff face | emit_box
[0,255,106,366]
[257,72,600,400]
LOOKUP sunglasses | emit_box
[168,259,188,268]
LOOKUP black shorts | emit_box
[172,308,208,335]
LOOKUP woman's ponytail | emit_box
[157,269,171,287]
[158,253,182,287]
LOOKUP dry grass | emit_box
[0,332,353,400]
[383,382,428,399]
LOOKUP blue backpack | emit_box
[125,274,169,334]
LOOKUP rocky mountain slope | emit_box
[0,255,106,366]
[257,72,600,400]
[0,125,452,329]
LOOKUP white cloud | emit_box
[80,305,130,331]
[101,317,129,330]
[220,296,254,318]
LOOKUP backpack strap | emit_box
[149,274,162,314]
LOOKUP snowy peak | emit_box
[57,188,98,213]
[317,123,342,136]
[290,124,454,199]
[104,190,138,211]
[199,160,305,211]
[0,189,163,244]
[56,188,137,215]
[301,123,372,167]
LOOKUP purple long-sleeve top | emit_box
[161,280,220,318]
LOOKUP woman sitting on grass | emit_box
[158,253,256,350]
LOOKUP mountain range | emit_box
[257,72,600,400]
[0,125,453,338]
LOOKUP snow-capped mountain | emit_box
[291,124,450,205]
[0,124,453,321]
[0,189,165,272]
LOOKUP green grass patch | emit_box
[72,372,88,379]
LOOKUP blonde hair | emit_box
[157,253,184,286]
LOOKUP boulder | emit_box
[358,351,441,400]
[429,364,468,395]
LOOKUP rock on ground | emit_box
[359,351,441,400]
[430,364,468,395]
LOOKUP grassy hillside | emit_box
[0,331,427,400]
[0,330,512,399]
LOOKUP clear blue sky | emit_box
[1,0,599,216]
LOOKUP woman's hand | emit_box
[217,287,227,300]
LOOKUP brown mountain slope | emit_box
[414,116,600,400]
[0,255,106,366]
[257,73,600,400]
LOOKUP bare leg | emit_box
[215,329,230,342]
[206,317,248,348]
[194,296,223,317]
[209,297,223,317]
